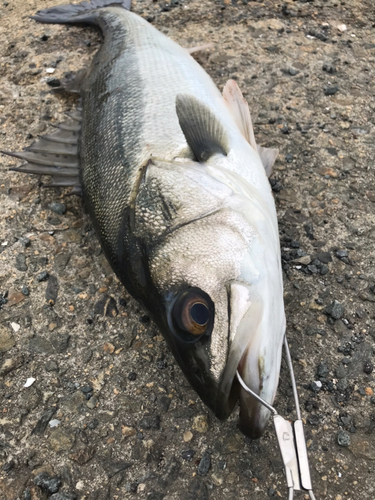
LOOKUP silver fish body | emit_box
[10,0,286,438]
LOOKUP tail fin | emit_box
[32,0,131,25]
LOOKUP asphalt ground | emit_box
[1,1,375,499]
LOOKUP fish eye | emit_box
[171,288,214,341]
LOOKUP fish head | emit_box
[133,158,285,438]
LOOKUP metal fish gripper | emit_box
[236,337,317,500]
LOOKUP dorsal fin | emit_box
[1,108,82,194]
[176,94,229,163]
[223,79,278,177]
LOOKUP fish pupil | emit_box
[190,303,209,326]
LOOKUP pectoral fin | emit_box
[223,79,278,177]
[176,94,229,163]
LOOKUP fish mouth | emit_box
[218,281,284,438]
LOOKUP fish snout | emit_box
[224,281,284,438]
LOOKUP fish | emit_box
[2,0,285,438]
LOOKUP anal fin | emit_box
[2,109,82,194]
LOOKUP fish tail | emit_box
[31,0,131,25]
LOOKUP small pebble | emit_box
[317,363,329,378]
[36,271,49,282]
[197,452,211,476]
[23,489,31,500]
[86,396,98,409]
[308,415,320,426]
[24,377,36,388]
[320,265,329,275]
[45,360,58,372]
[49,419,61,428]
[19,236,31,247]
[80,385,93,394]
[337,430,351,447]
[337,378,348,392]
[15,254,27,272]
[139,414,161,430]
[192,415,209,433]
[103,342,115,353]
[311,381,322,392]
[50,493,77,500]
[47,217,61,226]
[10,322,20,332]
[363,361,373,374]
[326,300,345,320]
[285,153,294,163]
[46,78,61,88]
[322,62,336,73]
[181,450,195,461]
[324,86,339,96]
[336,249,349,258]
[49,201,66,215]
[183,430,193,442]
[33,472,61,494]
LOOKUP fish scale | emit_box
[80,12,145,275]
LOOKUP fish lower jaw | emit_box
[231,347,273,439]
